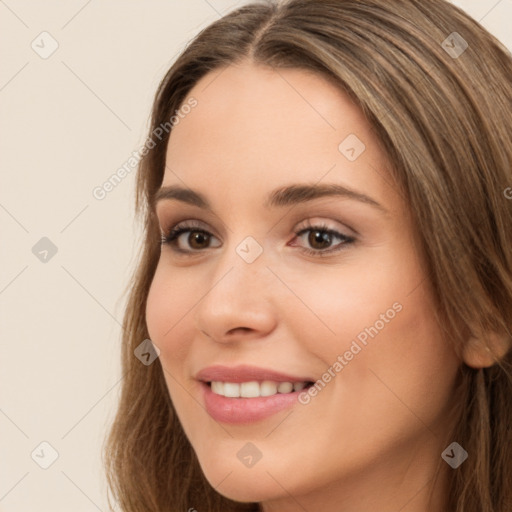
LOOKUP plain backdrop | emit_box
[0,1,511,510]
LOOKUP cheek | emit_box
[283,259,409,360]
[145,270,201,425]
[336,272,461,437]
[295,251,459,409]
[145,266,193,363]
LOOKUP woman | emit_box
[104,1,512,510]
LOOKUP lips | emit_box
[196,365,315,424]
[196,364,313,384]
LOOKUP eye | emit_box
[290,222,356,256]
[160,221,220,253]
[160,220,356,257]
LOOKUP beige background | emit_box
[0,1,510,510]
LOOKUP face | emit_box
[146,61,462,510]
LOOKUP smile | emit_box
[209,380,309,398]
[196,365,315,424]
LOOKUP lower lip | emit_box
[201,382,304,424]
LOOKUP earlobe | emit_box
[462,331,511,369]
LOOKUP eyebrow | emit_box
[153,183,387,213]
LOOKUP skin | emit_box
[145,61,466,511]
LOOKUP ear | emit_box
[462,330,511,369]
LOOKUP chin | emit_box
[198,455,287,503]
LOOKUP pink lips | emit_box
[197,365,312,424]
[196,364,312,384]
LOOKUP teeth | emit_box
[260,381,277,396]
[223,382,240,398]
[277,382,293,393]
[211,381,224,395]
[210,380,308,398]
[240,381,260,398]
[293,382,306,391]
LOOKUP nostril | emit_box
[228,327,251,334]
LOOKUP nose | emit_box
[193,245,278,344]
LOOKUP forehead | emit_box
[162,61,398,214]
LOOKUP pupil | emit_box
[310,230,331,249]
[190,232,208,248]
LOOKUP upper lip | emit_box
[196,365,313,384]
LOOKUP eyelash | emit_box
[160,220,356,257]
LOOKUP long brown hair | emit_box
[104,1,512,510]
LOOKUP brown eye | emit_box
[308,230,333,250]
[161,223,221,252]
[292,224,356,256]
[188,231,211,249]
